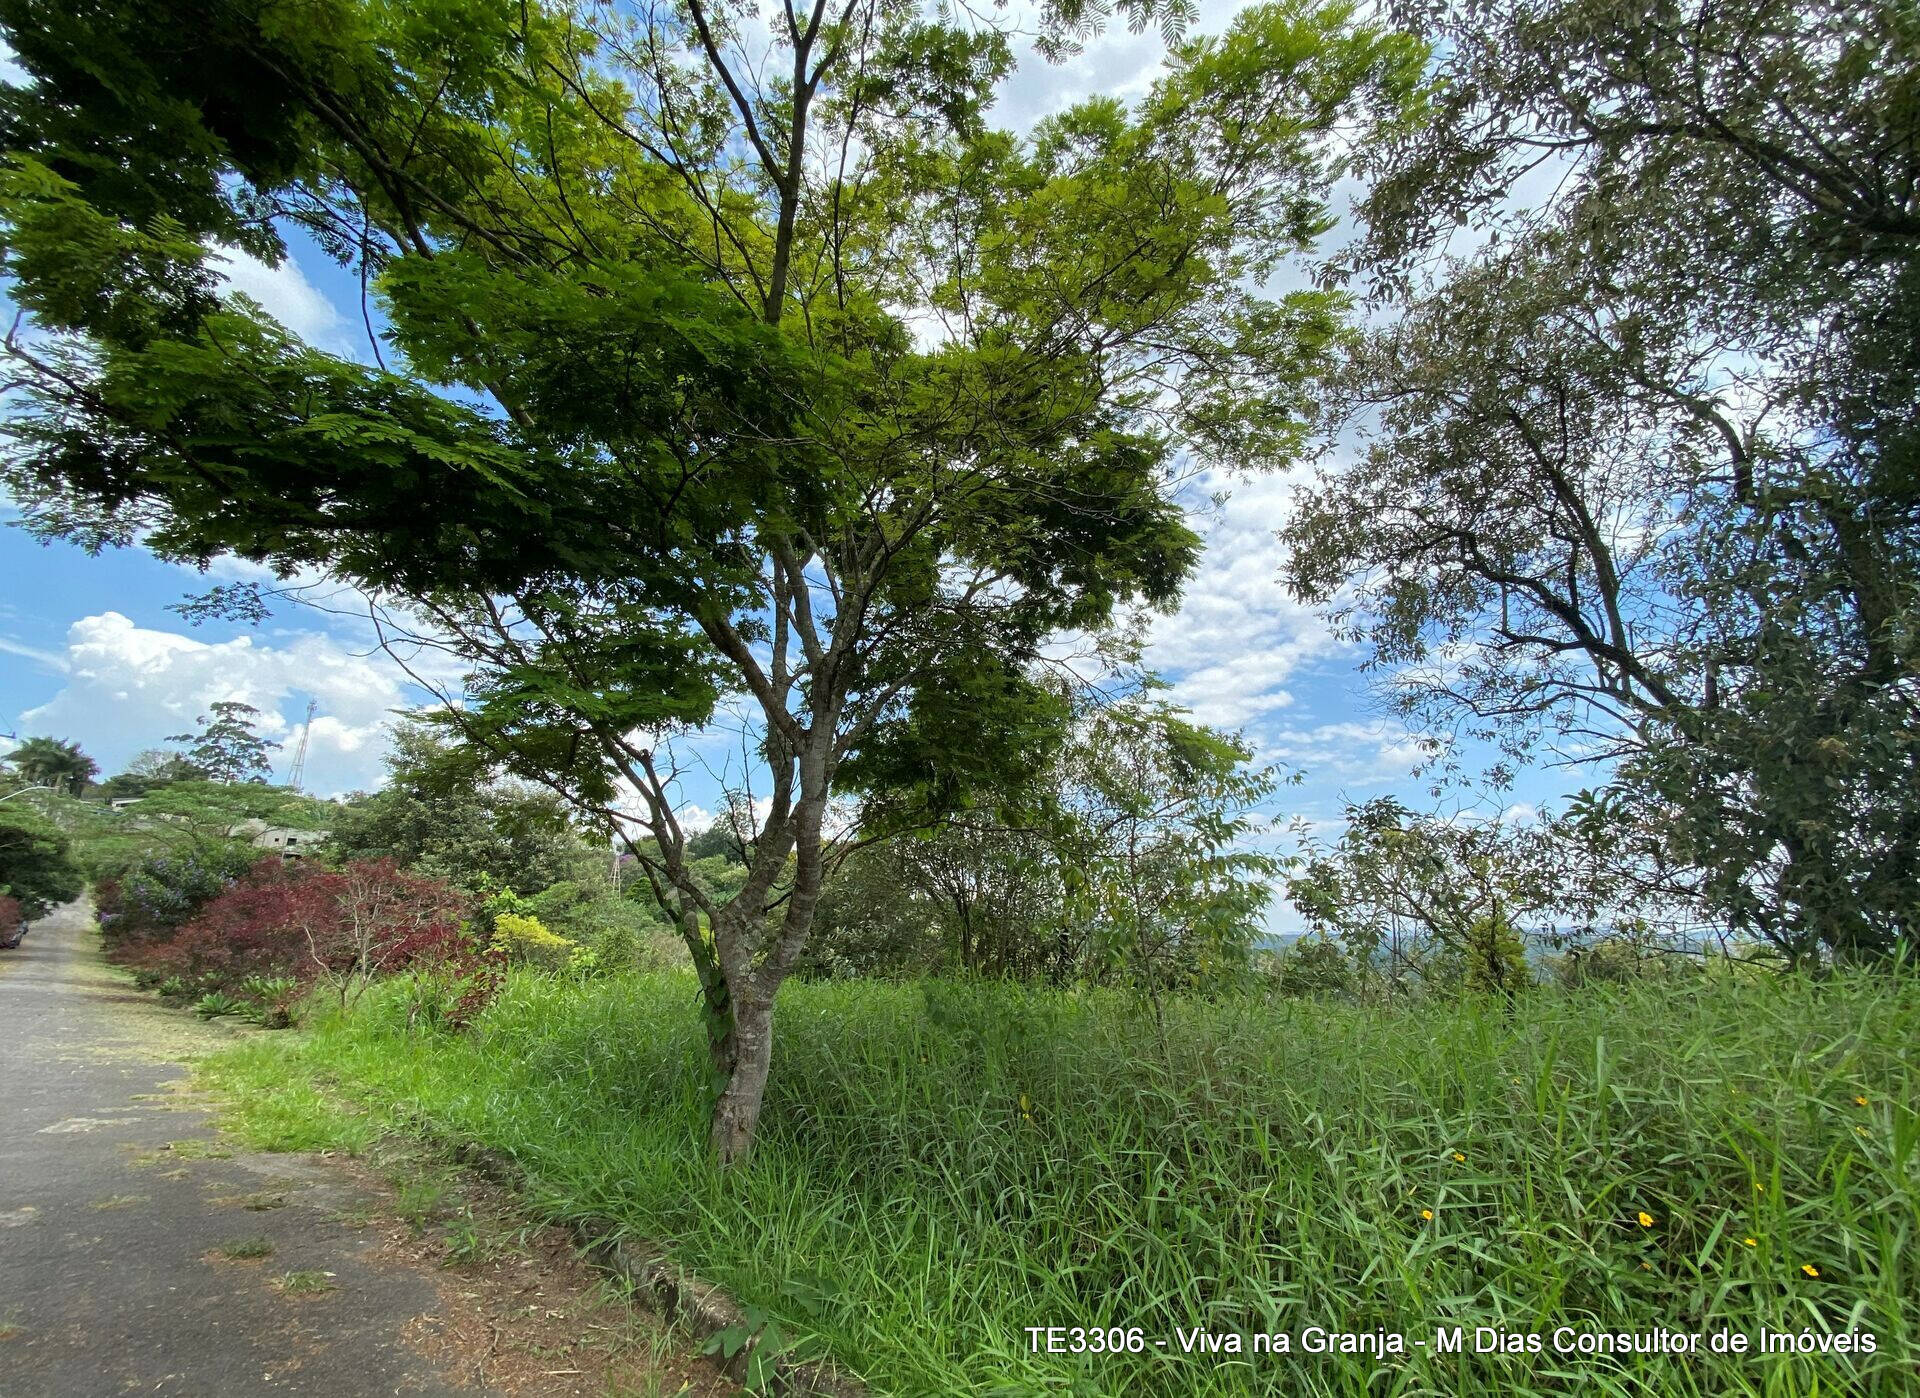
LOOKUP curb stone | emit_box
[441,1138,869,1397]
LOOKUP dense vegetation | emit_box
[1,0,1916,1389]
[3,726,687,1022]
[0,803,83,920]
[210,966,1918,1395]
[0,0,1421,1163]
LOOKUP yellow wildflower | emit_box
[1854,1095,1868,1107]
[1452,1152,1466,1163]
[1742,1238,1757,1248]
[1801,1264,1820,1278]
[1637,1212,1654,1228]
[1421,1209,1434,1221]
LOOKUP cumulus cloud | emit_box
[210,248,358,357]
[14,612,420,795]
[1144,468,1345,731]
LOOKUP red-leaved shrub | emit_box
[132,859,486,1011]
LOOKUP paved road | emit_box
[0,899,486,1397]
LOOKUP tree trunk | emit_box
[698,769,832,1168]
[709,991,774,1167]
[675,902,738,1086]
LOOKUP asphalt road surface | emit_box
[0,898,485,1397]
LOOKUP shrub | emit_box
[521,879,661,971]
[101,842,261,944]
[237,974,301,1029]
[490,911,577,969]
[193,990,245,1019]
[133,859,482,1010]
[1258,933,1356,998]
[1547,936,1665,988]
[394,945,507,1033]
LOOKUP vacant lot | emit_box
[209,970,1918,1395]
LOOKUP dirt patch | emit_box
[331,1149,736,1397]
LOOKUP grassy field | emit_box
[205,969,1919,1395]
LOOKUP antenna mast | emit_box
[286,699,317,791]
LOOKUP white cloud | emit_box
[1145,468,1345,730]
[209,248,354,355]
[15,612,420,795]
[0,635,68,674]
[1261,718,1433,783]
[993,0,1253,133]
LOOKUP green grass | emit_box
[207,969,1920,1395]
[393,1176,452,1234]
[217,1234,276,1260]
[273,1269,336,1296]
[203,1073,379,1156]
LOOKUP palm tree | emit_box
[4,736,99,796]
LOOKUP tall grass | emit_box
[209,970,1919,1394]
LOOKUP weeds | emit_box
[441,1209,508,1266]
[210,1191,287,1212]
[394,1177,450,1234]
[273,1269,336,1296]
[163,1138,232,1160]
[210,968,1920,1394]
[218,1235,275,1260]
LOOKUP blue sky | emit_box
[0,3,1585,928]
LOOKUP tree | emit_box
[131,779,331,838]
[1054,694,1281,1006]
[798,842,948,979]
[816,683,1281,993]
[685,819,748,866]
[0,806,86,918]
[0,0,1421,1163]
[885,819,1062,980]
[1286,800,1547,999]
[167,702,275,784]
[1284,0,1920,963]
[3,735,97,795]
[101,748,210,799]
[323,719,584,895]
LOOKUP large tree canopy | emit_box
[167,701,276,784]
[1285,0,1920,963]
[2,734,97,795]
[323,718,586,894]
[0,0,1420,1161]
[0,805,85,918]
